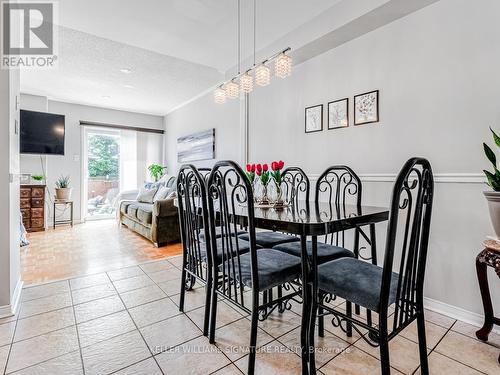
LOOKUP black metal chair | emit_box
[309,158,434,375]
[207,161,302,375]
[237,166,309,247]
[176,165,213,336]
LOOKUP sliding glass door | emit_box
[83,128,120,220]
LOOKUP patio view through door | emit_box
[84,129,120,220]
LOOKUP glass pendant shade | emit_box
[255,64,271,86]
[225,81,239,99]
[214,87,226,104]
[240,72,254,93]
[275,53,292,78]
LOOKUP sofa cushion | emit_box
[124,202,154,225]
[136,186,158,203]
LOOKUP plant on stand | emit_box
[271,160,285,207]
[256,163,270,204]
[55,175,72,201]
[483,127,500,239]
[148,164,167,182]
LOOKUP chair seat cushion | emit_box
[200,238,253,265]
[273,241,354,264]
[238,231,300,247]
[318,258,399,312]
[199,227,247,242]
[221,249,301,291]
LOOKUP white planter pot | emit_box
[55,188,72,201]
[484,191,500,238]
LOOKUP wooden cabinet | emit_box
[20,185,46,232]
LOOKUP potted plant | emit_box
[148,164,167,182]
[31,175,45,184]
[483,127,500,238]
[55,175,72,201]
[271,160,285,207]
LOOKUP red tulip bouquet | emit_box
[271,160,285,206]
[246,164,256,183]
[256,163,270,185]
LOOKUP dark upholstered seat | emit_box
[238,231,299,247]
[273,241,354,264]
[199,227,246,242]
[200,238,255,265]
[318,258,400,312]
[221,249,301,291]
[120,201,153,226]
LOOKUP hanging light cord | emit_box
[253,0,256,66]
[238,0,241,75]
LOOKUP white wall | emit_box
[20,95,164,223]
[164,0,500,321]
[0,67,21,317]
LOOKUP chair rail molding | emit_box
[308,173,485,184]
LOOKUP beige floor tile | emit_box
[172,287,208,312]
[73,295,125,323]
[355,334,427,374]
[168,255,183,268]
[423,309,456,329]
[0,344,9,374]
[140,260,176,274]
[120,284,166,309]
[414,351,483,375]
[77,310,136,348]
[234,340,303,375]
[321,346,404,375]
[113,275,155,293]
[452,320,500,347]
[113,357,162,375]
[279,327,349,368]
[0,321,16,346]
[129,298,180,328]
[396,318,448,349]
[148,268,182,283]
[14,307,75,342]
[250,310,300,338]
[71,283,116,305]
[157,278,182,296]
[69,273,110,290]
[107,266,145,282]
[187,301,242,331]
[6,326,79,373]
[22,281,70,302]
[10,350,83,375]
[212,364,244,375]
[0,314,17,325]
[81,330,150,375]
[435,330,500,374]
[156,336,231,374]
[213,317,274,361]
[140,314,202,354]
[19,293,72,319]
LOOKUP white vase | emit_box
[55,188,72,201]
[484,191,500,238]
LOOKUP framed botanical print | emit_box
[328,98,349,130]
[354,90,379,125]
[305,104,323,133]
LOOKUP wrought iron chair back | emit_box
[281,167,310,208]
[381,157,434,334]
[315,165,362,249]
[207,160,258,309]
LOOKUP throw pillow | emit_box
[153,186,170,202]
[136,186,158,203]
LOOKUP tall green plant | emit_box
[483,127,500,191]
[148,164,167,182]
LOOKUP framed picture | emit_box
[354,90,379,125]
[328,98,349,130]
[305,104,323,133]
[177,128,216,162]
[20,174,31,184]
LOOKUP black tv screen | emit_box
[20,110,65,155]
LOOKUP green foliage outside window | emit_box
[88,135,119,179]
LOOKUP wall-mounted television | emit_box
[20,110,65,155]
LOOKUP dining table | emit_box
[228,200,390,375]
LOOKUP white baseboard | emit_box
[0,278,23,319]
[424,296,500,334]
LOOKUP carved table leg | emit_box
[475,254,494,341]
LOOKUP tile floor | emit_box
[1,256,499,375]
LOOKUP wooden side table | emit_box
[53,200,74,229]
[475,248,500,363]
